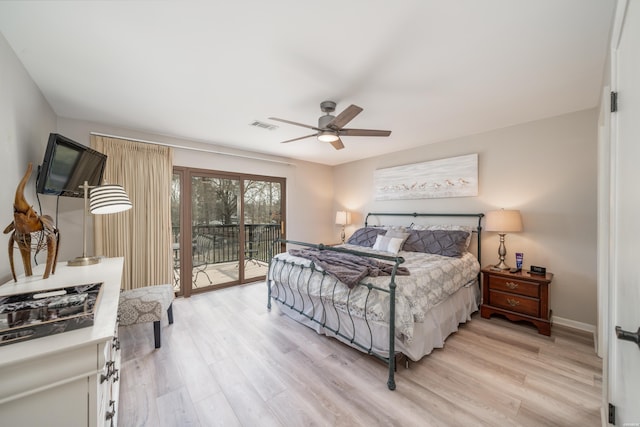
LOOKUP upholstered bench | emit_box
[118,284,175,348]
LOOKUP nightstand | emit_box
[480,266,553,336]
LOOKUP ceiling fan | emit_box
[269,101,391,150]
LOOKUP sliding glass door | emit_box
[191,175,241,288]
[172,167,285,296]
[243,179,282,281]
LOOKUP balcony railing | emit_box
[172,223,280,266]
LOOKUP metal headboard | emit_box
[364,212,485,265]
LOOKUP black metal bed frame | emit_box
[266,212,484,390]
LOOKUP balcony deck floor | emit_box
[173,260,269,292]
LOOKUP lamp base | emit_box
[68,256,101,266]
[494,233,510,269]
[493,260,511,270]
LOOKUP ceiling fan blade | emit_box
[330,137,345,150]
[269,117,320,131]
[326,104,363,130]
[280,134,317,144]
[339,128,392,137]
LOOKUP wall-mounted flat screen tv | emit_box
[36,133,107,198]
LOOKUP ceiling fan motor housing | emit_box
[318,114,336,129]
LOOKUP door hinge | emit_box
[611,91,618,113]
[609,402,616,425]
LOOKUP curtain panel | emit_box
[92,135,173,290]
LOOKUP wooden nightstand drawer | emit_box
[489,290,539,317]
[488,276,539,298]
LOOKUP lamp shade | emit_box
[485,209,523,233]
[89,184,132,214]
[335,210,351,226]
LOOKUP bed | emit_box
[267,212,484,390]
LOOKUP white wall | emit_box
[334,109,599,327]
[0,32,56,282]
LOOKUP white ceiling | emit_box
[0,1,615,166]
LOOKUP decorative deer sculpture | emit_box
[4,163,60,281]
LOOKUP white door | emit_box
[608,0,640,424]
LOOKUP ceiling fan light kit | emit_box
[317,131,339,143]
[269,100,391,150]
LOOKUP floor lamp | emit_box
[68,181,132,266]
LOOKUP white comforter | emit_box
[269,244,480,343]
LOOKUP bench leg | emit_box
[154,321,161,348]
[167,303,174,325]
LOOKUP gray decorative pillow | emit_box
[346,227,386,247]
[410,224,473,250]
[402,229,470,257]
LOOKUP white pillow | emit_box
[384,229,409,249]
[373,235,404,254]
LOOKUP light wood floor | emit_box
[118,282,603,427]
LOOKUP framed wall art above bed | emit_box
[373,154,478,201]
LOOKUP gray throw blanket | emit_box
[288,248,409,289]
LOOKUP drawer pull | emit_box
[506,281,519,290]
[506,298,520,307]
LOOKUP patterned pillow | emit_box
[383,225,408,232]
[346,227,386,247]
[402,229,470,257]
[410,224,473,250]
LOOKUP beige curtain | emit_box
[92,135,173,290]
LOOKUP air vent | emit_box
[250,120,278,131]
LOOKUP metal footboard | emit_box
[267,240,404,390]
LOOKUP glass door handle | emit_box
[615,326,640,349]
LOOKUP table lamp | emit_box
[335,210,351,244]
[485,209,523,270]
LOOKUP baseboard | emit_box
[552,315,596,334]
[552,317,600,355]
[552,316,598,353]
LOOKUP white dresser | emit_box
[0,257,123,427]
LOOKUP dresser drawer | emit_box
[488,276,539,298]
[489,290,539,317]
